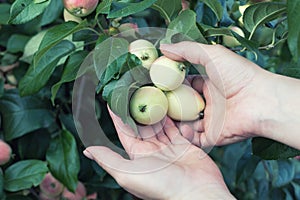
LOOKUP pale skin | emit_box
[84,41,300,199]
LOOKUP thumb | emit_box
[84,146,131,177]
[160,41,227,66]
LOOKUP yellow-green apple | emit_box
[128,39,158,69]
[0,140,11,165]
[130,86,168,125]
[223,26,245,47]
[39,173,64,198]
[63,0,99,17]
[150,56,186,91]
[63,8,82,23]
[166,84,205,121]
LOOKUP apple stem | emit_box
[178,64,186,71]
[139,105,147,112]
[141,53,149,61]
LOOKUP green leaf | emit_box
[46,129,80,192]
[4,160,48,192]
[19,40,75,96]
[7,34,30,53]
[0,3,11,24]
[287,0,300,61]
[17,129,51,160]
[34,21,88,66]
[101,53,128,86]
[0,169,3,199]
[164,10,207,44]
[96,0,113,14]
[20,30,47,63]
[41,0,64,26]
[243,2,286,39]
[201,25,232,37]
[272,160,295,188]
[236,147,261,183]
[151,0,182,23]
[0,79,4,98]
[198,0,223,21]
[51,50,89,104]
[93,37,129,80]
[0,90,55,141]
[8,0,51,24]
[252,137,300,160]
[107,0,157,18]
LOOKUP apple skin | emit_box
[39,173,64,198]
[39,192,61,200]
[63,0,99,17]
[128,39,158,69]
[130,86,168,125]
[223,26,245,47]
[166,84,205,121]
[150,56,186,91]
[0,140,11,165]
[62,181,87,200]
[63,9,82,23]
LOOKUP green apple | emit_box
[130,86,168,125]
[223,26,245,47]
[166,84,205,121]
[128,39,158,69]
[150,56,186,91]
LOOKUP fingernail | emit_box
[83,149,94,160]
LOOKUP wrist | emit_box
[252,71,300,149]
[179,186,236,200]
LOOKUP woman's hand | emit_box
[84,107,235,200]
[160,42,272,148]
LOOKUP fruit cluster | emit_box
[128,39,206,125]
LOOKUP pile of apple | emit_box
[128,39,206,125]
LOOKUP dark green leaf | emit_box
[46,129,80,192]
[17,129,51,160]
[0,3,11,24]
[20,30,47,63]
[0,169,3,199]
[107,0,157,18]
[4,160,48,192]
[243,2,286,39]
[8,0,51,24]
[3,195,31,200]
[201,25,232,37]
[0,90,55,141]
[198,0,223,21]
[252,137,300,160]
[34,21,88,66]
[236,147,261,183]
[272,160,295,188]
[7,34,30,53]
[93,37,129,80]
[51,50,89,104]
[164,10,207,44]
[41,0,64,26]
[0,79,4,98]
[287,0,300,61]
[96,0,113,14]
[151,0,182,23]
[19,40,75,96]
